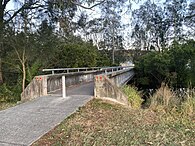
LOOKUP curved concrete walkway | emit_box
[0,82,94,146]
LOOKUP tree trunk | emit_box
[0,58,3,84]
[0,4,4,84]
[22,62,26,92]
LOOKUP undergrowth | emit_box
[122,85,143,109]
[149,83,195,118]
[0,84,21,103]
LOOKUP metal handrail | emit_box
[42,66,134,75]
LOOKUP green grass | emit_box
[32,99,195,146]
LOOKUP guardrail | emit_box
[42,66,133,75]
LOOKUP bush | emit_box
[0,84,21,102]
[122,85,143,109]
[135,40,195,89]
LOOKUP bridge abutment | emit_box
[94,69,134,106]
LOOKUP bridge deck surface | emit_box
[0,82,94,146]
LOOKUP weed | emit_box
[0,102,16,111]
[122,85,143,109]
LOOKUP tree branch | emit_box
[4,1,44,24]
[185,14,195,19]
[70,0,105,10]
[2,0,11,9]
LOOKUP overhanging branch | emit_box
[70,0,105,10]
[4,1,44,24]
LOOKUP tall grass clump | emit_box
[150,83,179,111]
[122,85,143,109]
[181,96,195,116]
[150,83,195,118]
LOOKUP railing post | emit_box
[62,75,66,98]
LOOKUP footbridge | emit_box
[22,66,134,105]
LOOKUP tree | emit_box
[48,37,109,68]
[0,0,99,84]
[131,0,191,52]
[135,40,195,89]
[132,0,171,52]
[164,0,187,40]
[79,0,129,64]
[185,1,195,37]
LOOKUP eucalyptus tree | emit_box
[131,0,190,52]
[164,0,187,41]
[82,0,129,64]
[131,0,171,52]
[0,0,105,84]
[185,1,195,37]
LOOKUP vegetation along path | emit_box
[0,82,94,146]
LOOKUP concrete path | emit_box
[0,82,94,146]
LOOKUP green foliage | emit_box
[135,40,195,88]
[135,51,171,88]
[26,60,42,83]
[0,83,21,102]
[50,39,111,68]
[169,40,195,87]
[122,85,143,109]
[55,43,97,67]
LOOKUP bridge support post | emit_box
[62,75,66,98]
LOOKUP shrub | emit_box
[122,85,143,109]
[0,84,21,102]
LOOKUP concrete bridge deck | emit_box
[0,82,93,146]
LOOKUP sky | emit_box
[5,0,194,49]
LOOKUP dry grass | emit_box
[150,83,178,109]
[150,83,195,118]
[0,102,16,111]
[32,98,195,146]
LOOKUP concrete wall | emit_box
[21,76,47,102]
[21,71,96,101]
[94,75,129,105]
[94,69,134,106]
[47,72,94,94]
[108,69,134,86]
